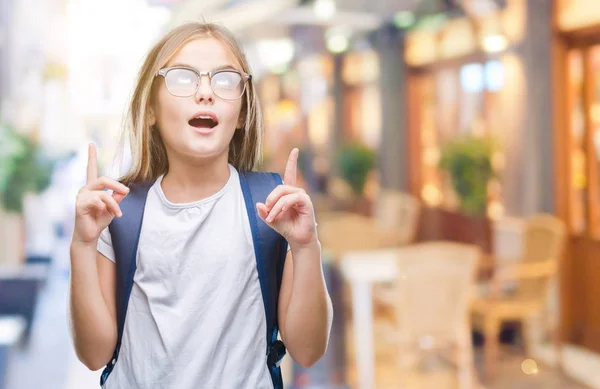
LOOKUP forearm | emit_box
[69,242,117,370]
[283,240,333,366]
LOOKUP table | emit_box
[0,264,48,344]
[340,249,399,389]
[339,244,493,389]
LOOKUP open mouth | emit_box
[189,115,218,129]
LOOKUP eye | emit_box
[173,69,197,85]
[213,72,242,89]
[163,68,199,97]
[168,69,197,85]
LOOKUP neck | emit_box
[161,150,231,203]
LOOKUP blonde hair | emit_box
[119,22,263,184]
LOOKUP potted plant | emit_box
[439,134,497,216]
[0,123,54,265]
[335,143,376,214]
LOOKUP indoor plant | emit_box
[336,142,376,196]
[0,123,55,264]
[0,126,54,213]
[439,134,496,216]
[334,143,376,214]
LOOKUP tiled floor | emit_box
[339,303,590,389]
[483,351,585,389]
[342,347,587,389]
[341,329,588,389]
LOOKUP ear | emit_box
[148,106,157,127]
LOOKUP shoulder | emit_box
[238,170,282,185]
[237,171,282,201]
[122,181,155,204]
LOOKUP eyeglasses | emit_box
[156,66,252,100]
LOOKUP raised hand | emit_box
[256,148,318,247]
[72,144,129,245]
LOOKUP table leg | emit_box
[352,281,374,389]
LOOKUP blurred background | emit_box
[1,0,599,388]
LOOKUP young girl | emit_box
[69,22,333,388]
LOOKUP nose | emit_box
[194,74,214,103]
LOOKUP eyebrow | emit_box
[168,63,239,72]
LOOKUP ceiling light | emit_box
[326,34,349,54]
[482,34,508,53]
[314,0,336,21]
[256,39,295,71]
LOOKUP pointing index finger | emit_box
[283,148,299,187]
[87,143,98,184]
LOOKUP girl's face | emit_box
[151,37,245,164]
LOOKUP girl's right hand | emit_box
[72,144,130,246]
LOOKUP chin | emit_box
[165,125,233,163]
[182,141,229,162]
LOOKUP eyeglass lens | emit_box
[164,68,245,100]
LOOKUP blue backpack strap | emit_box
[100,181,153,387]
[239,171,288,389]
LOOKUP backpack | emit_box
[99,171,288,388]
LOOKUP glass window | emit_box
[568,49,587,234]
[484,60,504,92]
[460,63,484,93]
[586,45,600,237]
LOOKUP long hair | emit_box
[118,22,263,184]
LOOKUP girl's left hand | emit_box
[256,148,318,247]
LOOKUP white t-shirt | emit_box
[98,165,276,389]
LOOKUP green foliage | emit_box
[0,126,25,193]
[336,143,376,196]
[439,135,497,216]
[0,123,55,213]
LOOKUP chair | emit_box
[377,242,480,389]
[317,190,423,353]
[371,190,422,310]
[471,214,567,381]
[318,190,421,259]
[324,176,356,212]
[373,190,422,246]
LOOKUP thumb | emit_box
[113,192,127,204]
[256,203,269,221]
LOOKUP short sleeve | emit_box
[97,226,116,262]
